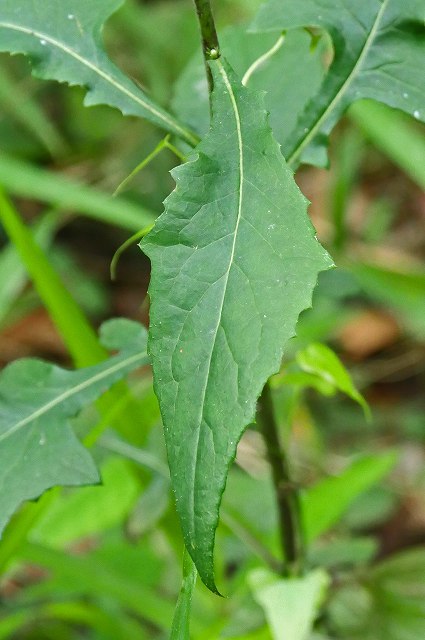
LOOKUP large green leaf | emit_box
[252,0,425,166]
[0,324,149,536]
[142,59,332,592]
[0,0,197,146]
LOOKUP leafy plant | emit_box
[251,0,425,166]
[0,0,424,638]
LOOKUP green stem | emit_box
[110,225,153,281]
[112,135,187,198]
[170,548,197,640]
[257,382,304,576]
[193,0,220,93]
[113,138,168,197]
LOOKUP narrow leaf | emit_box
[0,152,155,231]
[0,0,197,146]
[349,262,425,338]
[0,63,66,157]
[350,101,425,191]
[0,189,106,367]
[252,0,425,166]
[0,330,149,536]
[31,458,140,548]
[303,452,397,542]
[0,212,58,328]
[142,59,332,592]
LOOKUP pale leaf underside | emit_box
[142,59,332,592]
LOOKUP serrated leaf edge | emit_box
[286,0,389,165]
[0,20,198,146]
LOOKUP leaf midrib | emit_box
[0,21,198,146]
[187,59,245,539]
[0,351,147,443]
[287,0,389,167]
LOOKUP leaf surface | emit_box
[0,326,149,536]
[252,0,425,166]
[142,59,332,591]
[0,0,197,145]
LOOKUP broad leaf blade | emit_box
[142,59,332,592]
[0,330,149,536]
[252,0,425,166]
[0,0,197,146]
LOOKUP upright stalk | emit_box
[193,0,220,92]
[258,382,304,576]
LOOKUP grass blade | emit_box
[0,152,156,231]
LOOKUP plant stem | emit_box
[193,0,220,93]
[258,381,304,576]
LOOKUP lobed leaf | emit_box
[252,0,425,166]
[0,0,197,146]
[142,58,332,592]
[0,325,149,536]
